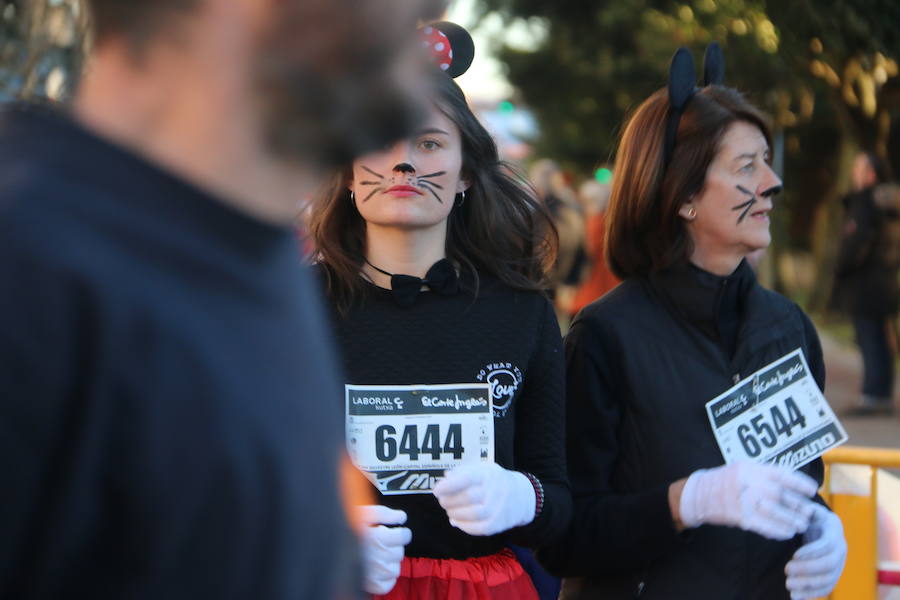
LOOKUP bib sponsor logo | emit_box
[351,396,404,411]
[752,363,804,397]
[421,395,488,410]
[476,362,522,417]
[374,470,444,493]
[773,432,836,469]
[714,394,751,419]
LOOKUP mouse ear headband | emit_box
[419,21,475,78]
[663,42,725,167]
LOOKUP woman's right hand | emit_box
[674,461,818,540]
[358,505,412,595]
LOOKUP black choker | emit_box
[365,258,459,307]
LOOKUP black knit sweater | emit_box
[324,271,571,560]
[0,104,357,599]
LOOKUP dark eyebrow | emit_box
[418,127,450,136]
[733,148,771,162]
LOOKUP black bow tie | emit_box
[366,259,459,307]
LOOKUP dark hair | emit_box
[308,71,558,311]
[85,0,199,49]
[606,85,771,279]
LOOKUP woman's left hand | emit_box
[433,462,536,536]
[784,503,847,599]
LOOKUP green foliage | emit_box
[476,0,900,254]
[0,0,88,102]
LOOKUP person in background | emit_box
[539,45,846,599]
[0,1,432,598]
[530,158,587,329]
[569,177,620,317]
[310,22,571,600]
[832,150,899,415]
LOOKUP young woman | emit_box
[538,45,847,599]
[309,23,570,600]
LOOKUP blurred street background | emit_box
[4,0,900,441]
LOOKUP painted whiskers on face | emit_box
[416,171,447,203]
[359,165,385,203]
[733,185,757,224]
[358,165,448,204]
[733,183,782,224]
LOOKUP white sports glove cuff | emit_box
[509,470,538,527]
[679,469,708,529]
[432,463,537,536]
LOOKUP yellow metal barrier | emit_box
[823,445,900,600]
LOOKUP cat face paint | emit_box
[686,121,782,267]
[732,183,783,225]
[358,164,448,204]
[733,185,756,224]
[350,103,468,231]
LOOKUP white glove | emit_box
[679,461,818,540]
[432,462,536,536]
[785,503,847,599]
[358,505,412,595]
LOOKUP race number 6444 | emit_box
[374,423,464,462]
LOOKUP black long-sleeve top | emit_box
[0,104,358,600]
[325,272,571,560]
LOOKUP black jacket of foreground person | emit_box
[0,105,357,600]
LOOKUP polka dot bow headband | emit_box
[419,21,475,78]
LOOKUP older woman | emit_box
[539,45,846,600]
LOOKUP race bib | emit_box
[706,349,848,469]
[345,383,494,495]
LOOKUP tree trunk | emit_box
[807,100,858,314]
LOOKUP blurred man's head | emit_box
[852,151,888,192]
[81,0,434,169]
[86,0,200,51]
[252,1,431,167]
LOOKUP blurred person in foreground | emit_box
[538,45,846,599]
[310,22,570,599]
[832,150,900,415]
[0,0,434,598]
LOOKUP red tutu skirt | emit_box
[373,549,539,600]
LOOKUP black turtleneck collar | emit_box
[648,259,757,358]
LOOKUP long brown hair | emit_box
[308,71,558,311]
[606,86,771,279]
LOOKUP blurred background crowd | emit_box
[5,0,900,420]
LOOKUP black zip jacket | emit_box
[538,260,826,600]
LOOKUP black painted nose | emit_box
[761,184,783,198]
[393,163,415,174]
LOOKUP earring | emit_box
[455,190,466,207]
[687,206,696,219]
[350,190,355,206]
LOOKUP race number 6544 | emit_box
[737,397,807,458]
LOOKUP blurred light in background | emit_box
[594,168,613,184]
[445,0,548,162]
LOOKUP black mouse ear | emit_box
[664,47,697,167]
[424,21,475,78]
[702,41,725,86]
[668,47,697,111]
